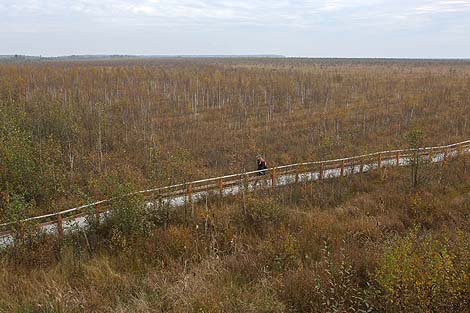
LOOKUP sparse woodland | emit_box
[0,58,469,312]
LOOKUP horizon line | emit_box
[1,54,470,60]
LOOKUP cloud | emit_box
[319,0,383,12]
[1,0,469,36]
[414,0,470,14]
[0,0,469,57]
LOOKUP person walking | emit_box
[254,154,268,189]
[256,154,267,176]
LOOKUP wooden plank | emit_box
[95,204,100,225]
[187,183,193,204]
[271,168,276,191]
[19,222,25,241]
[57,213,63,239]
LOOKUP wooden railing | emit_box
[1,139,470,243]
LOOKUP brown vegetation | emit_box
[1,152,469,312]
[1,58,470,312]
[1,58,470,219]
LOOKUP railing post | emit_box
[359,157,364,173]
[340,160,344,177]
[377,153,382,169]
[428,148,433,163]
[94,192,102,225]
[57,213,63,239]
[95,204,100,225]
[159,196,168,230]
[457,144,462,157]
[243,174,248,193]
[271,167,276,191]
[443,149,448,165]
[295,166,299,184]
[319,163,324,180]
[19,221,25,241]
[396,152,400,166]
[187,183,193,219]
[188,183,193,204]
[219,178,223,198]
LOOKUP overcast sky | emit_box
[1,0,469,58]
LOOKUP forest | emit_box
[1,58,470,312]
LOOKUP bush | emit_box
[375,228,470,312]
[277,242,374,313]
[1,193,33,223]
[90,181,153,251]
[240,197,288,231]
[277,268,322,312]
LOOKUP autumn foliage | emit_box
[1,58,470,312]
[1,58,470,218]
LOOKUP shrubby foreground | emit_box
[1,156,469,312]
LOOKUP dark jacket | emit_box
[257,158,267,175]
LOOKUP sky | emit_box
[0,0,469,58]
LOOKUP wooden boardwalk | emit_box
[1,139,469,247]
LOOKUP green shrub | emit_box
[241,198,288,231]
[1,193,33,223]
[90,180,152,251]
[375,228,470,312]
